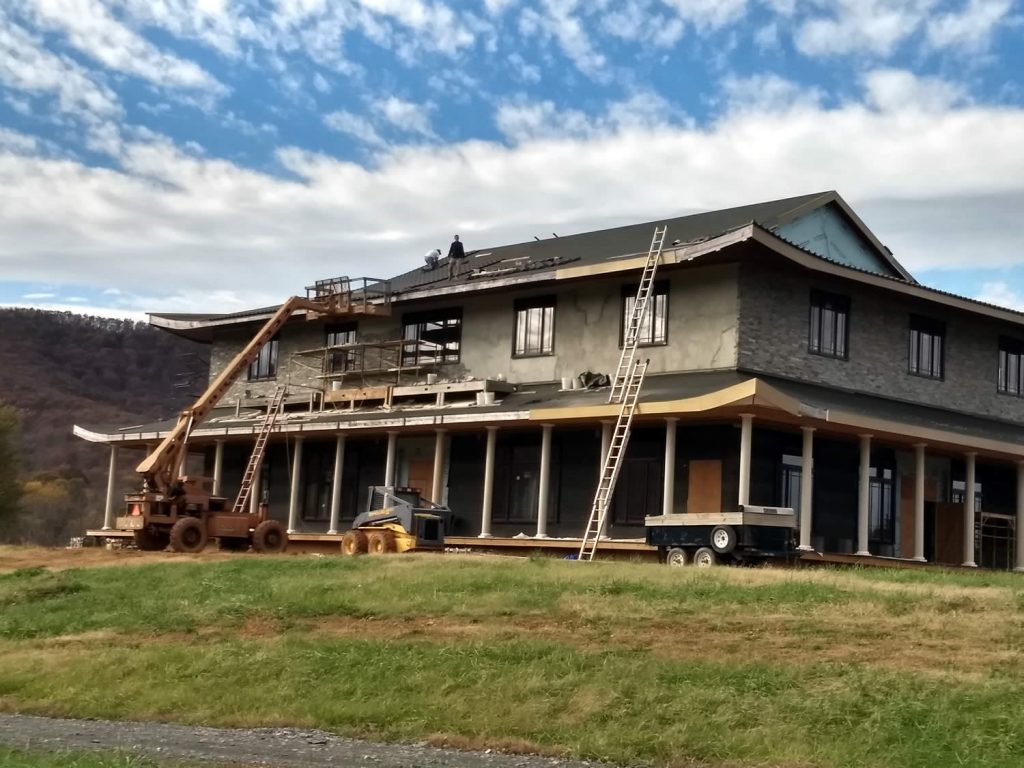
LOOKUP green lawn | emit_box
[0,746,210,768]
[1,550,1023,768]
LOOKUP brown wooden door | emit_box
[688,460,722,514]
[934,502,964,565]
[407,459,435,499]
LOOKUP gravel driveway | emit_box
[0,713,616,767]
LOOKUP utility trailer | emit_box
[340,486,447,556]
[645,506,798,567]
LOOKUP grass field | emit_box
[1,546,1024,767]
[0,746,208,767]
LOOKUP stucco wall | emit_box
[737,261,1024,423]
[208,263,741,399]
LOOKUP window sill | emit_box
[907,371,944,381]
[808,349,849,361]
[512,352,555,359]
[618,341,668,349]
[997,388,1024,398]
[247,376,278,382]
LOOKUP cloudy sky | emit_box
[1,0,1022,319]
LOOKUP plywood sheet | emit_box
[688,459,722,514]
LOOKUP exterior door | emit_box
[688,459,722,514]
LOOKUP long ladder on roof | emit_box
[579,226,667,562]
[231,386,287,514]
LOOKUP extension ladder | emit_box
[579,226,667,561]
[231,386,287,514]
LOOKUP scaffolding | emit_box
[304,276,392,316]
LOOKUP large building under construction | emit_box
[77,191,1024,568]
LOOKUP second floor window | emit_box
[513,296,555,356]
[402,308,462,366]
[325,322,357,374]
[621,280,668,346]
[248,336,279,380]
[909,315,945,379]
[808,290,849,359]
[998,337,1024,397]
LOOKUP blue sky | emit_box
[0,0,1022,318]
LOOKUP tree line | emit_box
[0,309,208,545]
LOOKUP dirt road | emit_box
[0,714,611,767]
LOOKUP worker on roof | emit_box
[447,234,466,279]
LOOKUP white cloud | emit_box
[507,52,542,83]
[720,74,823,113]
[21,292,57,299]
[661,0,748,30]
[520,1,607,79]
[926,0,1013,53]
[27,0,227,98]
[374,96,436,138]
[0,13,120,119]
[312,72,331,93]
[795,0,934,57]
[863,68,967,112]
[975,281,1024,311]
[496,91,680,143]
[323,110,387,147]
[0,128,41,155]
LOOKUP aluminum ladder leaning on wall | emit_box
[578,225,667,561]
[231,386,287,514]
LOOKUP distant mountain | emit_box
[0,309,209,543]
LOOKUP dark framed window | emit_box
[513,296,555,357]
[998,337,1024,397]
[621,280,668,346]
[909,315,945,379]
[808,290,849,359]
[779,454,802,518]
[248,336,279,380]
[401,308,462,366]
[869,466,896,548]
[325,322,357,374]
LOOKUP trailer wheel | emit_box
[252,520,287,554]
[169,517,207,553]
[341,529,369,556]
[710,525,737,554]
[134,529,169,552]
[693,547,718,568]
[665,547,688,567]
[218,537,249,552]
[367,529,397,555]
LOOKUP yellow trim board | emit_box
[529,378,801,421]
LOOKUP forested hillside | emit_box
[0,309,209,544]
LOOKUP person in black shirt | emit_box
[447,234,466,279]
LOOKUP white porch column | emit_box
[536,424,553,538]
[1015,461,1024,572]
[212,440,225,496]
[480,427,497,538]
[249,461,262,515]
[663,418,678,516]
[856,434,872,556]
[913,443,927,562]
[431,429,447,504]
[798,427,814,551]
[737,414,753,508]
[384,431,398,487]
[963,452,978,567]
[328,434,346,534]
[102,444,119,530]
[599,421,613,535]
[287,436,304,534]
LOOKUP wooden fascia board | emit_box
[529,378,774,421]
[750,226,1024,328]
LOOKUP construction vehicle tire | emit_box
[693,546,718,568]
[367,529,397,555]
[169,517,208,554]
[252,520,287,554]
[134,529,169,552]
[218,537,249,552]
[341,529,368,556]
